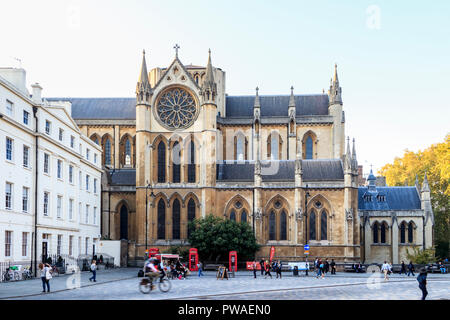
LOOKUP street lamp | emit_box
[145,183,155,258]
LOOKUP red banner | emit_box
[269,246,275,262]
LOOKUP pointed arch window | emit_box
[188,140,196,183]
[235,135,245,161]
[187,198,196,238]
[400,223,406,244]
[320,210,328,240]
[309,210,316,240]
[158,141,166,183]
[157,199,165,240]
[267,133,282,160]
[172,141,181,183]
[104,139,111,166]
[172,199,181,239]
[230,210,236,222]
[306,136,313,159]
[373,223,379,244]
[125,139,131,158]
[241,210,247,224]
[269,211,276,240]
[408,222,414,243]
[280,210,287,240]
[380,223,386,244]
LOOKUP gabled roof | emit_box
[358,186,421,211]
[107,169,136,186]
[225,94,329,118]
[302,159,344,181]
[153,56,201,92]
[47,94,330,120]
[46,98,136,120]
[216,159,344,182]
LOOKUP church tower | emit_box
[135,50,153,248]
[328,64,345,158]
[288,86,297,160]
[421,172,434,249]
[200,49,218,214]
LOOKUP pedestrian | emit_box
[400,261,407,275]
[330,259,336,275]
[320,260,325,279]
[417,268,428,300]
[407,261,415,276]
[381,261,391,281]
[264,260,272,279]
[276,260,282,279]
[316,259,322,278]
[89,260,97,282]
[314,258,319,272]
[324,259,330,274]
[197,261,204,277]
[39,263,51,293]
[252,261,257,279]
[260,258,265,276]
[438,261,447,274]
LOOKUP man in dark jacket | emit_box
[408,261,415,276]
[417,268,428,300]
[260,259,265,276]
[330,259,336,275]
[400,261,407,275]
[276,261,282,279]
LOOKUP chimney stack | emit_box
[31,83,43,104]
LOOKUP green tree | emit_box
[379,134,450,258]
[188,214,260,262]
[406,247,436,264]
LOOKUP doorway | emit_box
[120,205,128,240]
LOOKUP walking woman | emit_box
[39,263,52,293]
[264,260,272,279]
[381,261,391,281]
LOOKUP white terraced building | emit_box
[0,68,102,272]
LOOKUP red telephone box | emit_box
[229,251,237,272]
[189,248,199,271]
[149,247,159,259]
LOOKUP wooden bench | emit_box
[343,264,366,273]
[204,264,222,271]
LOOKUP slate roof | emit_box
[225,94,329,118]
[261,161,295,182]
[46,98,136,120]
[107,169,136,186]
[46,94,329,120]
[216,159,344,182]
[302,159,344,181]
[216,162,255,182]
[358,186,421,211]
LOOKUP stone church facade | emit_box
[47,48,433,265]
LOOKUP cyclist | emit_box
[143,259,160,289]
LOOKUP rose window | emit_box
[156,87,197,129]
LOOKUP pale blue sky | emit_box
[1,0,449,175]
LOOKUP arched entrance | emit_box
[119,205,128,240]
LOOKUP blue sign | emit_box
[304,244,310,251]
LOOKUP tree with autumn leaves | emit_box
[379,134,450,259]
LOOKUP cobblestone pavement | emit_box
[2,270,449,300]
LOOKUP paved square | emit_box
[1,268,448,300]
